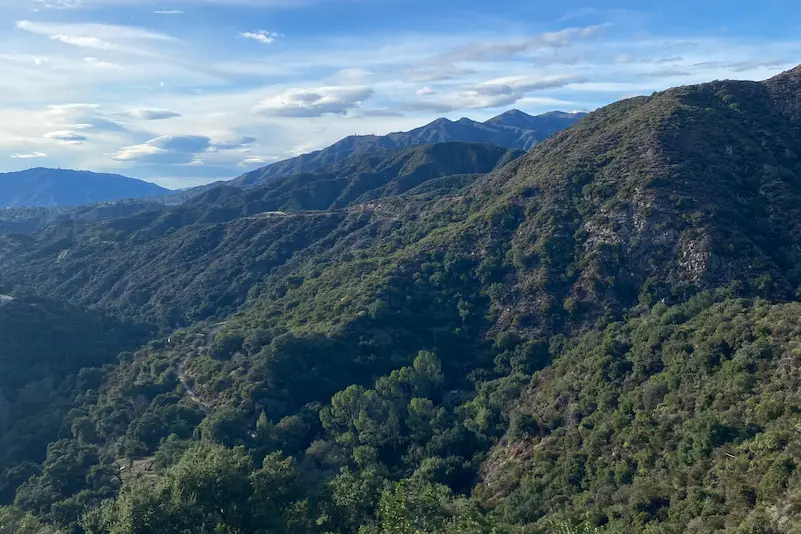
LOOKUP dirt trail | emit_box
[177,322,227,409]
[241,207,402,223]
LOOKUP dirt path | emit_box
[241,207,402,223]
[177,322,227,409]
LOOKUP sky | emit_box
[0,0,798,189]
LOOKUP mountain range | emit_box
[230,109,585,188]
[2,69,801,534]
[0,109,583,209]
[0,168,171,208]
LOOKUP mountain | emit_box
[3,69,801,533]
[0,168,171,207]
[223,142,523,212]
[230,109,585,188]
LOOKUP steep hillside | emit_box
[0,168,171,207]
[224,142,523,210]
[0,297,149,505]
[230,109,584,187]
[474,297,801,531]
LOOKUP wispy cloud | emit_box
[434,24,610,63]
[153,9,183,14]
[33,0,83,9]
[253,86,374,117]
[44,130,88,144]
[213,136,256,150]
[239,156,276,167]
[113,135,211,163]
[11,152,48,159]
[16,20,176,56]
[240,30,281,44]
[405,74,583,112]
[126,109,182,120]
[16,20,175,42]
[83,57,121,69]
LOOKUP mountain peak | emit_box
[428,117,453,126]
[484,108,587,133]
[485,109,533,123]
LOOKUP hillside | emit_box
[0,200,167,235]
[2,69,801,533]
[0,297,150,506]
[211,142,523,212]
[230,109,584,188]
[0,142,519,327]
[0,168,171,208]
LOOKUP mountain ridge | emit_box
[229,109,586,188]
[0,168,171,208]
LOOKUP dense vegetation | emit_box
[0,298,150,511]
[2,69,801,533]
[0,200,167,236]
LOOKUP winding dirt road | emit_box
[177,322,227,409]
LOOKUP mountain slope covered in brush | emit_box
[3,68,801,533]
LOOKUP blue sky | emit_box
[0,0,798,188]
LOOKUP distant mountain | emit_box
[0,168,171,207]
[230,109,585,188]
[225,142,524,212]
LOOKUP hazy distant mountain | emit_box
[0,168,171,207]
[231,109,585,187]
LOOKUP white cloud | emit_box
[46,104,129,132]
[153,9,183,14]
[16,20,175,42]
[33,0,83,9]
[241,30,281,44]
[239,156,276,167]
[407,74,583,112]
[254,86,374,117]
[214,136,257,150]
[112,135,211,163]
[11,152,48,159]
[16,20,176,57]
[436,24,610,63]
[51,34,116,50]
[44,130,88,144]
[127,109,182,120]
[84,57,121,69]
